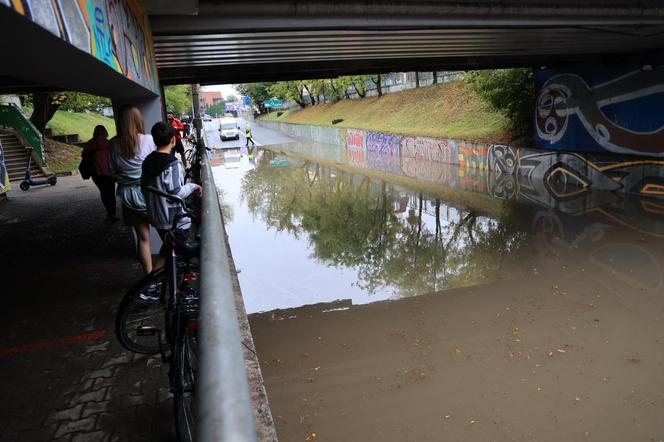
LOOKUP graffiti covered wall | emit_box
[535,63,664,156]
[0,0,159,93]
[257,119,664,198]
[0,139,7,195]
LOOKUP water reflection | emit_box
[242,153,530,297]
[236,143,664,442]
[216,145,664,313]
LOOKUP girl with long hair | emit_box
[83,125,116,220]
[109,105,156,273]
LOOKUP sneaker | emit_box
[138,283,160,302]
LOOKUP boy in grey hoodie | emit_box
[141,122,202,246]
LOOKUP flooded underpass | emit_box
[212,141,664,442]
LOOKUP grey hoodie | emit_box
[141,151,198,230]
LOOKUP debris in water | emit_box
[444,415,451,419]
[305,432,317,440]
[625,358,641,364]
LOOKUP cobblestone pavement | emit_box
[0,176,175,441]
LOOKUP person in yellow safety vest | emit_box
[245,123,255,147]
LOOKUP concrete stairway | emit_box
[0,129,44,182]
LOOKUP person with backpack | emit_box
[82,125,116,220]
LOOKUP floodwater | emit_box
[213,143,664,442]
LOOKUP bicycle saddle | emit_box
[166,230,200,260]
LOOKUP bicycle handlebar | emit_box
[145,186,185,205]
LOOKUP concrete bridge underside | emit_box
[148,0,664,85]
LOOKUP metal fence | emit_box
[195,95,258,441]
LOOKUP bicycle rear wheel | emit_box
[115,268,168,354]
[174,325,198,442]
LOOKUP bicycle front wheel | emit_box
[115,268,168,354]
[174,325,198,442]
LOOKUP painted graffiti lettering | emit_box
[401,136,453,163]
[347,147,367,168]
[366,132,400,157]
[345,129,366,149]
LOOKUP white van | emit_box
[218,117,240,141]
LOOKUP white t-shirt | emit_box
[110,133,156,174]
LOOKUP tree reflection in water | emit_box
[241,152,530,297]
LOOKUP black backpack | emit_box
[79,148,95,180]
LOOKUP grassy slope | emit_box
[261,81,509,143]
[47,111,116,139]
[43,138,82,173]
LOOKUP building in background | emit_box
[199,91,223,112]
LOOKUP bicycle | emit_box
[184,136,211,185]
[115,188,200,441]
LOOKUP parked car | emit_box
[218,117,240,141]
[203,114,212,121]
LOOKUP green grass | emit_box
[259,81,510,143]
[47,110,116,139]
[43,139,82,173]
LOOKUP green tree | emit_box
[208,102,226,116]
[269,81,307,107]
[370,74,382,96]
[348,75,370,98]
[235,82,272,104]
[59,92,111,113]
[304,79,327,104]
[164,85,192,115]
[30,92,68,134]
[466,68,535,139]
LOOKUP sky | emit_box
[201,84,238,100]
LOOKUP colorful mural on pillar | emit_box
[0,0,159,93]
[534,63,664,156]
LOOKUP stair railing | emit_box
[0,103,45,164]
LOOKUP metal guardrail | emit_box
[0,103,45,163]
[195,106,258,441]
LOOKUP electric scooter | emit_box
[19,147,57,191]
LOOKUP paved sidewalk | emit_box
[0,176,174,442]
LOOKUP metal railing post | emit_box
[193,84,257,442]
